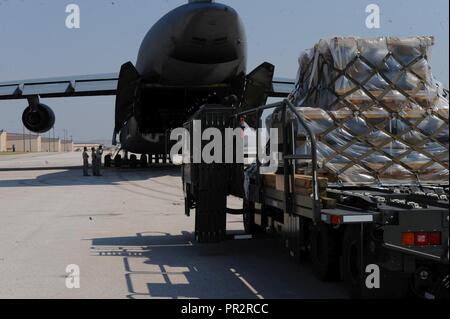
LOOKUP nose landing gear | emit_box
[103,148,172,169]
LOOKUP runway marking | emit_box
[91,242,193,250]
[90,242,195,256]
[230,268,264,299]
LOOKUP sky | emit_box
[0,0,448,142]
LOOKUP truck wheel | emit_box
[243,199,260,234]
[342,225,379,298]
[310,223,340,281]
[343,226,409,299]
[342,226,364,297]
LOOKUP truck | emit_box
[181,36,449,299]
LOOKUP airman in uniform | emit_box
[96,145,104,176]
[91,147,98,176]
[82,147,90,176]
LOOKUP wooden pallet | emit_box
[296,107,436,121]
[262,173,328,193]
[261,173,337,209]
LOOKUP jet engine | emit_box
[22,103,55,133]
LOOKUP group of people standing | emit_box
[82,146,103,177]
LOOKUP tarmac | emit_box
[0,152,348,299]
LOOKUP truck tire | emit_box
[342,225,410,299]
[342,225,378,298]
[310,223,340,281]
[342,226,365,297]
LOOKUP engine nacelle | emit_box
[22,103,55,133]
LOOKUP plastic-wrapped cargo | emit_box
[273,36,449,186]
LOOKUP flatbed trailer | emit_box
[182,100,449,299]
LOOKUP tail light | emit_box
[402,232,442,246]
[402,232,415,246]
[428,232,442,245]
[331,215,341,226]
[414,232,429,246]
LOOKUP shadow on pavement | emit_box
[89,231,348,299]
[0,166,181,188]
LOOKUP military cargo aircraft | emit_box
[0,0,294,163]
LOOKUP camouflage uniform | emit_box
[96,147,104,176]
[82,149,90,176]
[91,148,98,176]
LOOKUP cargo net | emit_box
[279,36,449,186]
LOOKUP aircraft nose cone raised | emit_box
[170,4,244,64]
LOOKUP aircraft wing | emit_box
[0,73,295,100]
[270,77,296,97]
[0,73,119,100]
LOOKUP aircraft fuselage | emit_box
[118,1,247,154]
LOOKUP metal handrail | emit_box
[234,99,321,223]
[234,102,282,118]
[284,100,321,223]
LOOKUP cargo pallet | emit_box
[182,100,449,299]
